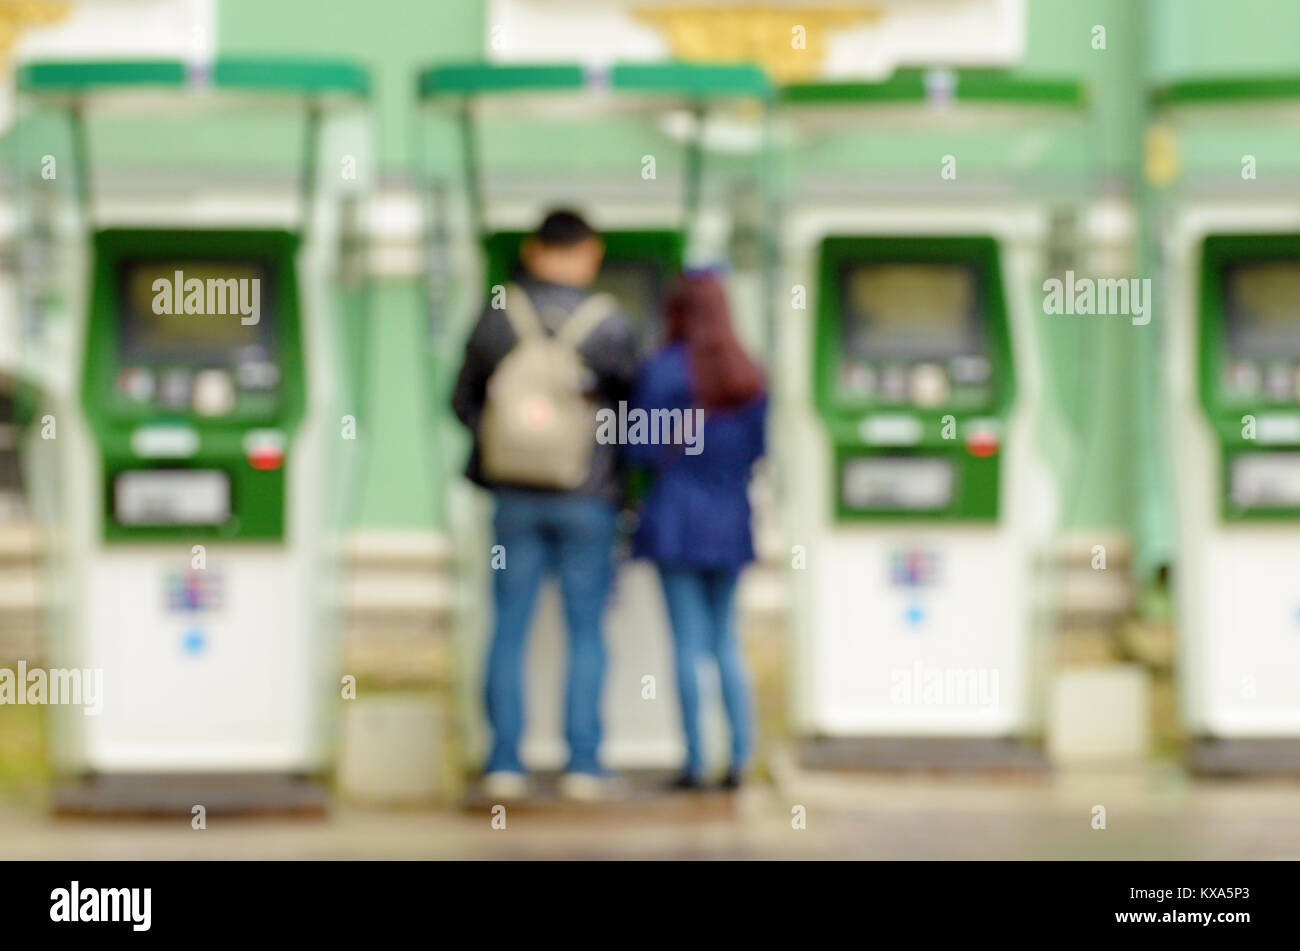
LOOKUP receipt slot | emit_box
[16,60,370,807]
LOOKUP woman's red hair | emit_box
[665,273,764,411]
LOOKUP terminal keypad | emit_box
[839,354,992,407]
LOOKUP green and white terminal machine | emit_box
[16,59,371,807]
[1153,80,1300,770]
[419,62,771,772]
[775,73,1088,762]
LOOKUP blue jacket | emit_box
[626,342,767,569]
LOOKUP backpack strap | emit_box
[501,283,544,340]
[556,291,619,347]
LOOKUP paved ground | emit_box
[3,762,1300,860]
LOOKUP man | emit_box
[451,210,639,801]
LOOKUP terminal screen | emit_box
[839,263,984,362]
[118,259,276,364]
[115,258,281,414]
[593,259,668,352]
[1224,261,1300,358]
[834,261,991,407]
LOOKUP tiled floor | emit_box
[3,763,1299,860]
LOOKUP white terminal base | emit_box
[1048,665,1151,765]
[337,694,444,805]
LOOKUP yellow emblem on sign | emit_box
[0,0,71,66]
[1144,123,1180,187]
[634,3,882,82]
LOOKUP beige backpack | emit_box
[479,283,618,490]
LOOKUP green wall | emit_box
[219,0,482,174]
[218,0,484,530]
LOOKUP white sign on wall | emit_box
[14,0,216,64]
[486,0,1025,81]
[2,0,216,132]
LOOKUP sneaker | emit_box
[482,771,529,801]
[558,772,613,802]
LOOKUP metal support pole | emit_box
[299,102,322,241]
[458,100,486,245]
[69,104,93,230]
[1133,0,1173,588]
[683,104,706,240]
[758,102,780,368]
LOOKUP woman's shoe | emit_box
[667,772,704,792]
[719,769,743,791]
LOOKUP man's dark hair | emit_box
[533,209,599,248]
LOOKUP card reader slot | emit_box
[114,469,231,526]
[840,455,955,511]
[1229,452,1300,509]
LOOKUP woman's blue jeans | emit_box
[657,566,754,777]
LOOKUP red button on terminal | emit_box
[965,430,1000,457]
[247,444,284,470]
[243,430,287,470]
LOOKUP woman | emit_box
[626,271,767,790]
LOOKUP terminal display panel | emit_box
[482,229,684,356]
[592,258,672,353]
[833,260,994,408]
[115,257,282,417]
[1221,260,1300,404]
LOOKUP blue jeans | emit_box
[484,489,617,776]
[657,566,753,777]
